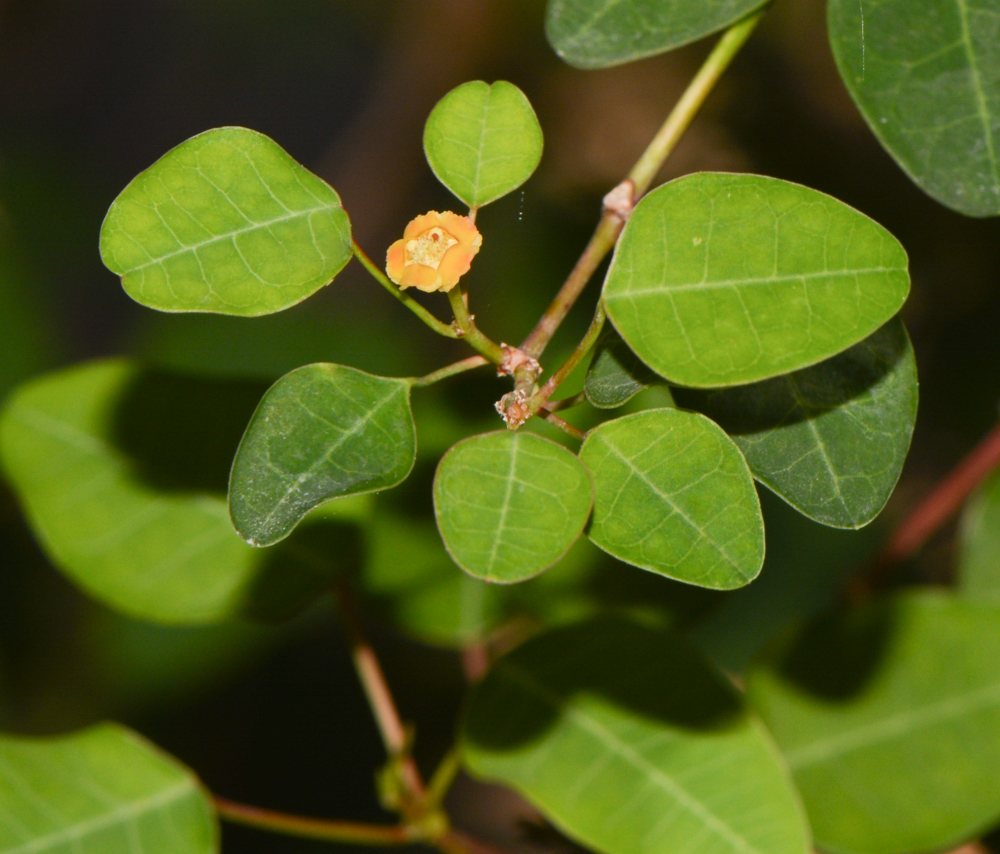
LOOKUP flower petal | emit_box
[437,244,479,290]
[438,212,482,247]
[403,212,444,241]
[386,239,407,284]
[399,263,442,292]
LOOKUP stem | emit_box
[334,582,426,800]
[546,391,587,413]
[518,8,765,360]
[627,10,764,197]
[213,797,414,846]
[871,419,1000,581]
[538,409,587,440]
[426,748,463,809]
[354,242,459,339]
[528,303,606,414]
[411,356,489,388]
[447,286,505,364]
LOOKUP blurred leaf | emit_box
[545,0,770,68]
[958,468,1000,599]
[463,617,811,854]
[424,81,544,209]
[433,432,593,583]
[362,510,512,647]
[0,723,217,854]
[828,0,1000,217]
[678,318,917,529]
[100,127,352,316]
[748,591,1000,854]
[579,409,764,589]
[602,173,910,388]
[230,364,415,547]
[584,327,665,409]
[0,360,361,624]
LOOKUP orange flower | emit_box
[385,211,482,293]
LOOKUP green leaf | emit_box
[545,0,770,68]
[584,327,663,409]
[433,431,593,583]
[0,360,363,624]
[748,591,1000,854]
[463,617,811,854]
[677,318,918,529]
[828,0,1000,217]
[0,723,217,854]
[100,127,353,316]
[424,81,544,209]
[230,363,416,548]
[602,172,911,388]
[958,468,1000,599]
[579,408,764,589]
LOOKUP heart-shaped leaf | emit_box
[463,617,811,854]
[545,0,771,69]
[0,360,363,624]
[424,81,544,209]
[828,0,1000,217]
[584,327,664,409]
[0,724,216,854]
[602,172,910,388]
[959,468,1000,599]
[677,318,918,529]
[100,127,353,316]
[579,408,764,589]
[433,431,593,583]
[230,363,416,547]
[749,591,1000,854]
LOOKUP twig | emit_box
[411,356,489,388]
[447,286,505,365]
[353,242,460,340]
[862,419,1000,593]
[518,9,766,361]
[528,303,606,416]
[213,796,415,846]
[546,392,587,413]
[334,581,426,800]
[538,409,587,440]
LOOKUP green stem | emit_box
[353,242,459,339]
[528,303,606,416]
[410,356,489,388]
[214,797,415,846]
[546,391,587,413]
[518,8,766,360]
[538,408,587,440]
[447,287,505,365]
[426,748,463,809]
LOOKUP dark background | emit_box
[0,1,998,851]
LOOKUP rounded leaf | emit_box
[828,0,1000,217]
[424,81,544,209]
[0,360,360,624]
[433,431,593,583]
[100,127,353,316]
[602,172,911,388]
[678,318,918,529]
[230,364,416,547]
[584,327,664,409]
[749,591,1000,854]
[579,408,764,589]
[958,468,1000,600]
[546,0,771,69]
[463,617,811,854]
[0,723,217,854]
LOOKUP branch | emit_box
[213,797,414,846]
[354,242,460,340]
[861,419,1000,593]
[447,286,505,365]
[411,356,489,388]
[518,9,766,360]
[527,303,606,417]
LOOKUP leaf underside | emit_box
[545,0,771,68]
[100,126,353,316]
[584,327,662,409]
[230,363,416,548]
[677,317,918,529]
[749,591,1000,854]
[0,724,217,854]
[828,0,1000,217]
[579,408,765,590]
[433,431,593,583]
[602,172,911,388]
[463,617,811,854]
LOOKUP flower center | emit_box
[405,227,458,270]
